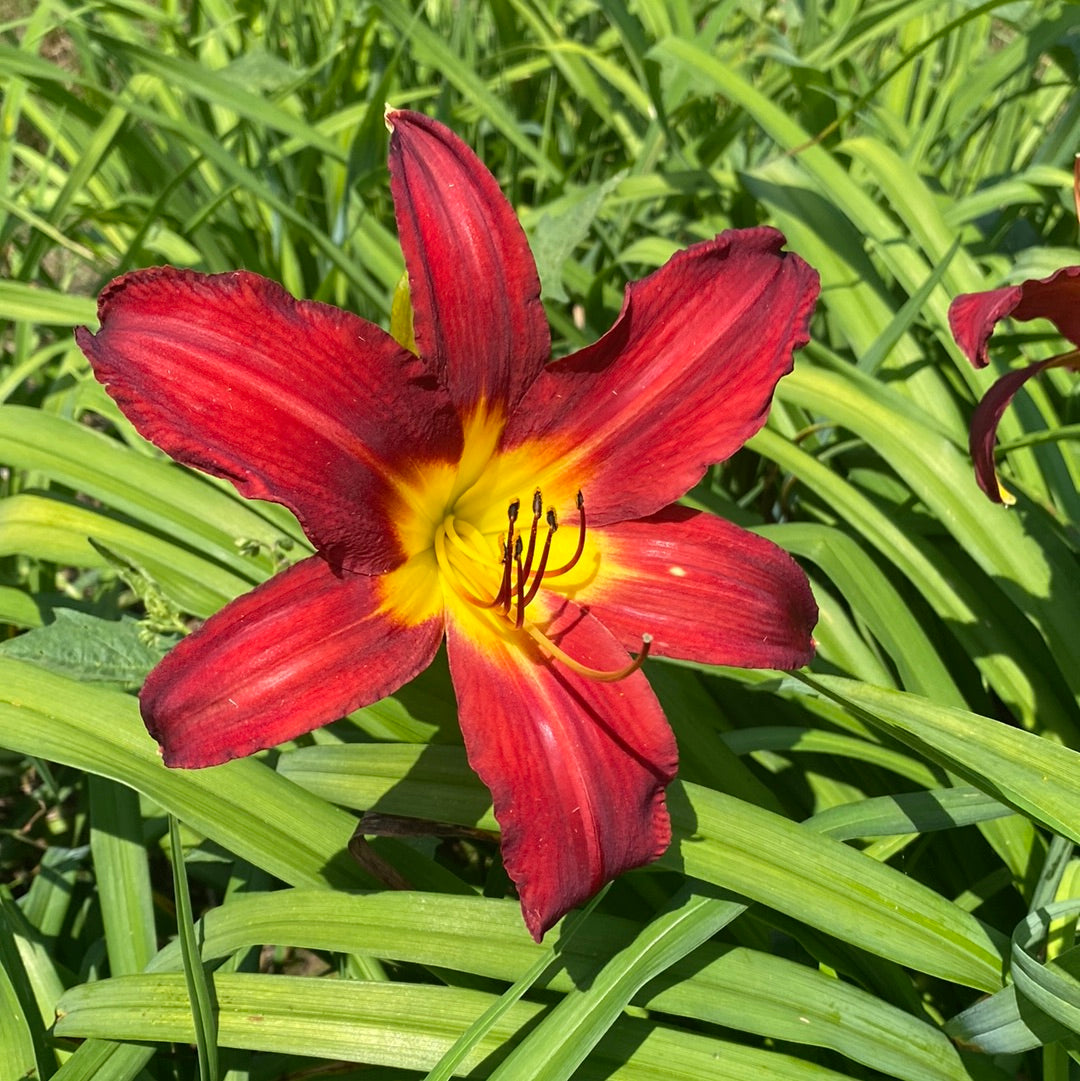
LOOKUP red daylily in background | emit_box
[949,266,1080,504]
[76,110,819,939]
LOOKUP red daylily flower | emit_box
[949,266,1080,504]
[76,110,819,939]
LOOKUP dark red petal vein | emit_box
[142,555,445,768]
[76,267,462,574]
[446,602,677,941]
[387,110,549,417]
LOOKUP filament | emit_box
[544,491,586,577]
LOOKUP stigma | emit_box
[432,488,650,682]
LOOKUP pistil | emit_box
[524,626,653,682]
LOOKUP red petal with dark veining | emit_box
[501,228,818,526]
[576,506,817,669]
[142,555,445,768]
[948,265,1080,368]
[387,110,549,416]
[446,602,677,941]
[76,268,462,574]
[969,357,1080,503]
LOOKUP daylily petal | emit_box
[501,228,818,525]
[387,110,549,416]
[142,555,444,768]
[969,356,1080,504]
[76,267,462,574]
[446,601,677,940]
[948,265,1080,368]
[573,506,817,669]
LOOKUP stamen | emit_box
[514,535,526,628]
[521,508,558,608]
[524,626,653,682]
[521,488,543,580]
[492,537,512,610]
[545,490,586,577]
[434,491,596,673]
[499,500,521,615]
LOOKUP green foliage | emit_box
[2,0,1079,1078]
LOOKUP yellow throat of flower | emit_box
[379,409,649,681]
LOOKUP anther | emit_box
[496,500,521,614]
[522,488,544,580]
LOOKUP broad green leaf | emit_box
[0,585,42,628]
[50,1041,155,1081]
[53,971,860,1081]
[0,493,250,618]
[1010,903,1080,1041]
[0,963,38,1081]
[725,721,941,787]
[667,781,1003,991]
[0,891,54,1081]
[88,776,157,976]
[803,675,1080,846]
[145,888,962,1081]
[947,902,1080,1054]
[777,364,1080,713]
[0,658,365,891]
[281,744,1004,990]
[0,404,301,579]
[0,280,95,324]
[0,609,174,685]
[531,172,626,302]
[19,845,82,946]
[806,787,1014,841]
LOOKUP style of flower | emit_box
[949,267,1080,504]
[76,110,819,939]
